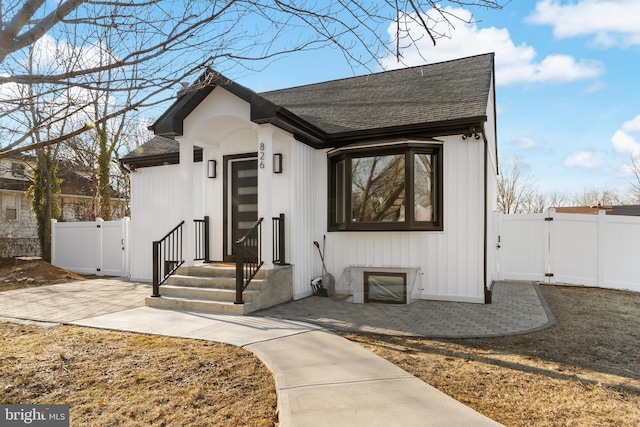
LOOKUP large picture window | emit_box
[329,142,443,231]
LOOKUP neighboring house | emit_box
[0,154,39,257]
[555,205,640,216]
[122,53,499,304]
[0,154,127,258]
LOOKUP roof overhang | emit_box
[150,70,489,150]
[143,58,494,163]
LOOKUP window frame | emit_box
[328,142,443,232]
[11,162,26,178]
[3,194,20,222]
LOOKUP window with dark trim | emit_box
[328,142,443,231]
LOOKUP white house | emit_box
[121,53,498,310]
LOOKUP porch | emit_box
[148,214,291,315]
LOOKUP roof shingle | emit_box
[126,53,494,165]
[260,53,494,134]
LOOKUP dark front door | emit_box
[225,156,258,261]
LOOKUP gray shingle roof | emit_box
[260,53,494,134]
[121,135,206,168]
[121,135,178,160]
[125,54,494,166]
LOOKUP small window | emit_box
[11,163,26,177]
[3,195,19,221]
[5,208,17,221]
[364,271,407,304]
[329,142,442,231]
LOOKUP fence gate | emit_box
[51,218,130,277]
[495,209,640,293]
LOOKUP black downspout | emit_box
[483,131,492,304]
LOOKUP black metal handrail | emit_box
[194,216,210,262]
[235,218,263,305]
[272,213,287,265]
[152,221,185,297]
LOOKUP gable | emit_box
[130,53,495,166]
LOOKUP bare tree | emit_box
[497,158,537,214]
[0,0,505,158]
[627,155,640,204]
[352,154,406,221]
[569,188,628,207]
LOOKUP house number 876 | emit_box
[259,143,265,168]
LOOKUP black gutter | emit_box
[325,116,488,148]
[482,124,491,304]
[260,112,487,149]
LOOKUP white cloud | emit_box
[621,114,640,133]
[527,0,640,47]
[21,34,117,75]
[611,115,640,157]
[513,137,538,150]
[383,7,605,86]
[612,130,640,157]
[563,150,606,169]
[583,81,605,93]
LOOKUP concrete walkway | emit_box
[0,278,554,426]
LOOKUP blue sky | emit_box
[233,0,640,197]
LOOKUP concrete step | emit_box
[177,264,270,280]
[159,284,258,303]
[145,296,256,315]
[165,274,265,291]
[146,264,291,315]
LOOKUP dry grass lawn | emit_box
[345,285,640,426]
[0,322,277,426]
[2,259,639,425]
[0,260,277,425]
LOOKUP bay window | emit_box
[328,142,443,231]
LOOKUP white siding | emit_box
[129,164,182,281]
[317,136,486,303]
[128,88,493,303]
[284,142,325,299]
[485,76,499,288]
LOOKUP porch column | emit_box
[178,136,195,267]
[257,126,274,270]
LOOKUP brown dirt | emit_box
[0,259,87,292]
[0,322,278,426]
[344,285,640,426]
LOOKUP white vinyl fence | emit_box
[495,209,640,292]
[51,218,130,277]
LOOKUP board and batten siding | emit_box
[128,133,489,302]
[484,76,499,289]
[308,135,487,303]
[285,142,326,299]
[129,162,202,282]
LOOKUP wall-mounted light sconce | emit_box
[208,159,217,178]
[273,153,283,174]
